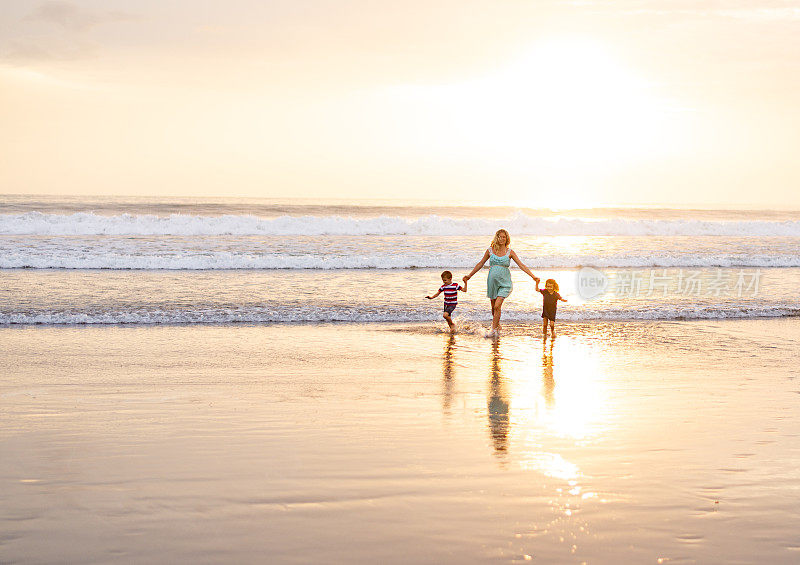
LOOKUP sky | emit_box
[1,0,800,208]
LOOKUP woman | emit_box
[463,229,540,334]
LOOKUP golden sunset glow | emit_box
[3,3,800,563]
[2,1,800,206]
[389,37,676,170]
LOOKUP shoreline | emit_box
[2,314,799,329]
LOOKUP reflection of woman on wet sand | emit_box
[487,339,510,458]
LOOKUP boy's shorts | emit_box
[443,303,457,315]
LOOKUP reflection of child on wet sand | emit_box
[426,270,467,331]
[536,278,567,338]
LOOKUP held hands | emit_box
[463,276,470,283]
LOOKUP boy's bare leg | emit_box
[443,312,455,331]
[550,320,556,338]
[542,318,548,335]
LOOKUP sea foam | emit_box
[4,211,800,236]
[2,251,799,269]
[2,304,798,325]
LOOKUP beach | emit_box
[5,0,800,560]
[3,319,800,563]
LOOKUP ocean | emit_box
[2,194,800,325]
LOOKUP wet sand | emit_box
[2,320,800,563]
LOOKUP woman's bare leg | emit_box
[489,298,496,328]
[492,296,505,330]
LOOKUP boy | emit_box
[426,271,467,331]
[536,278,567,338]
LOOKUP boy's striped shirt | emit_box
[440,282,462,304]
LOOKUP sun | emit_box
[492,37,670,161]
[384,36,679,199]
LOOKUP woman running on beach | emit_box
[463,229,540,335]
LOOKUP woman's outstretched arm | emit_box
[510,250,540,282]
[464,249,490,280]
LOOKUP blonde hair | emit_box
[545,278,559,292]
[490,229,510,253]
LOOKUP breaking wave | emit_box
[2,251,798,269]
[3,304,798,325]
[4,211,800,236]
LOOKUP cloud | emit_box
[0,2,138,65]
[620,1,800,20]
[718,7,800,20]
[1,38,97,62]
[26,1,138,32]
